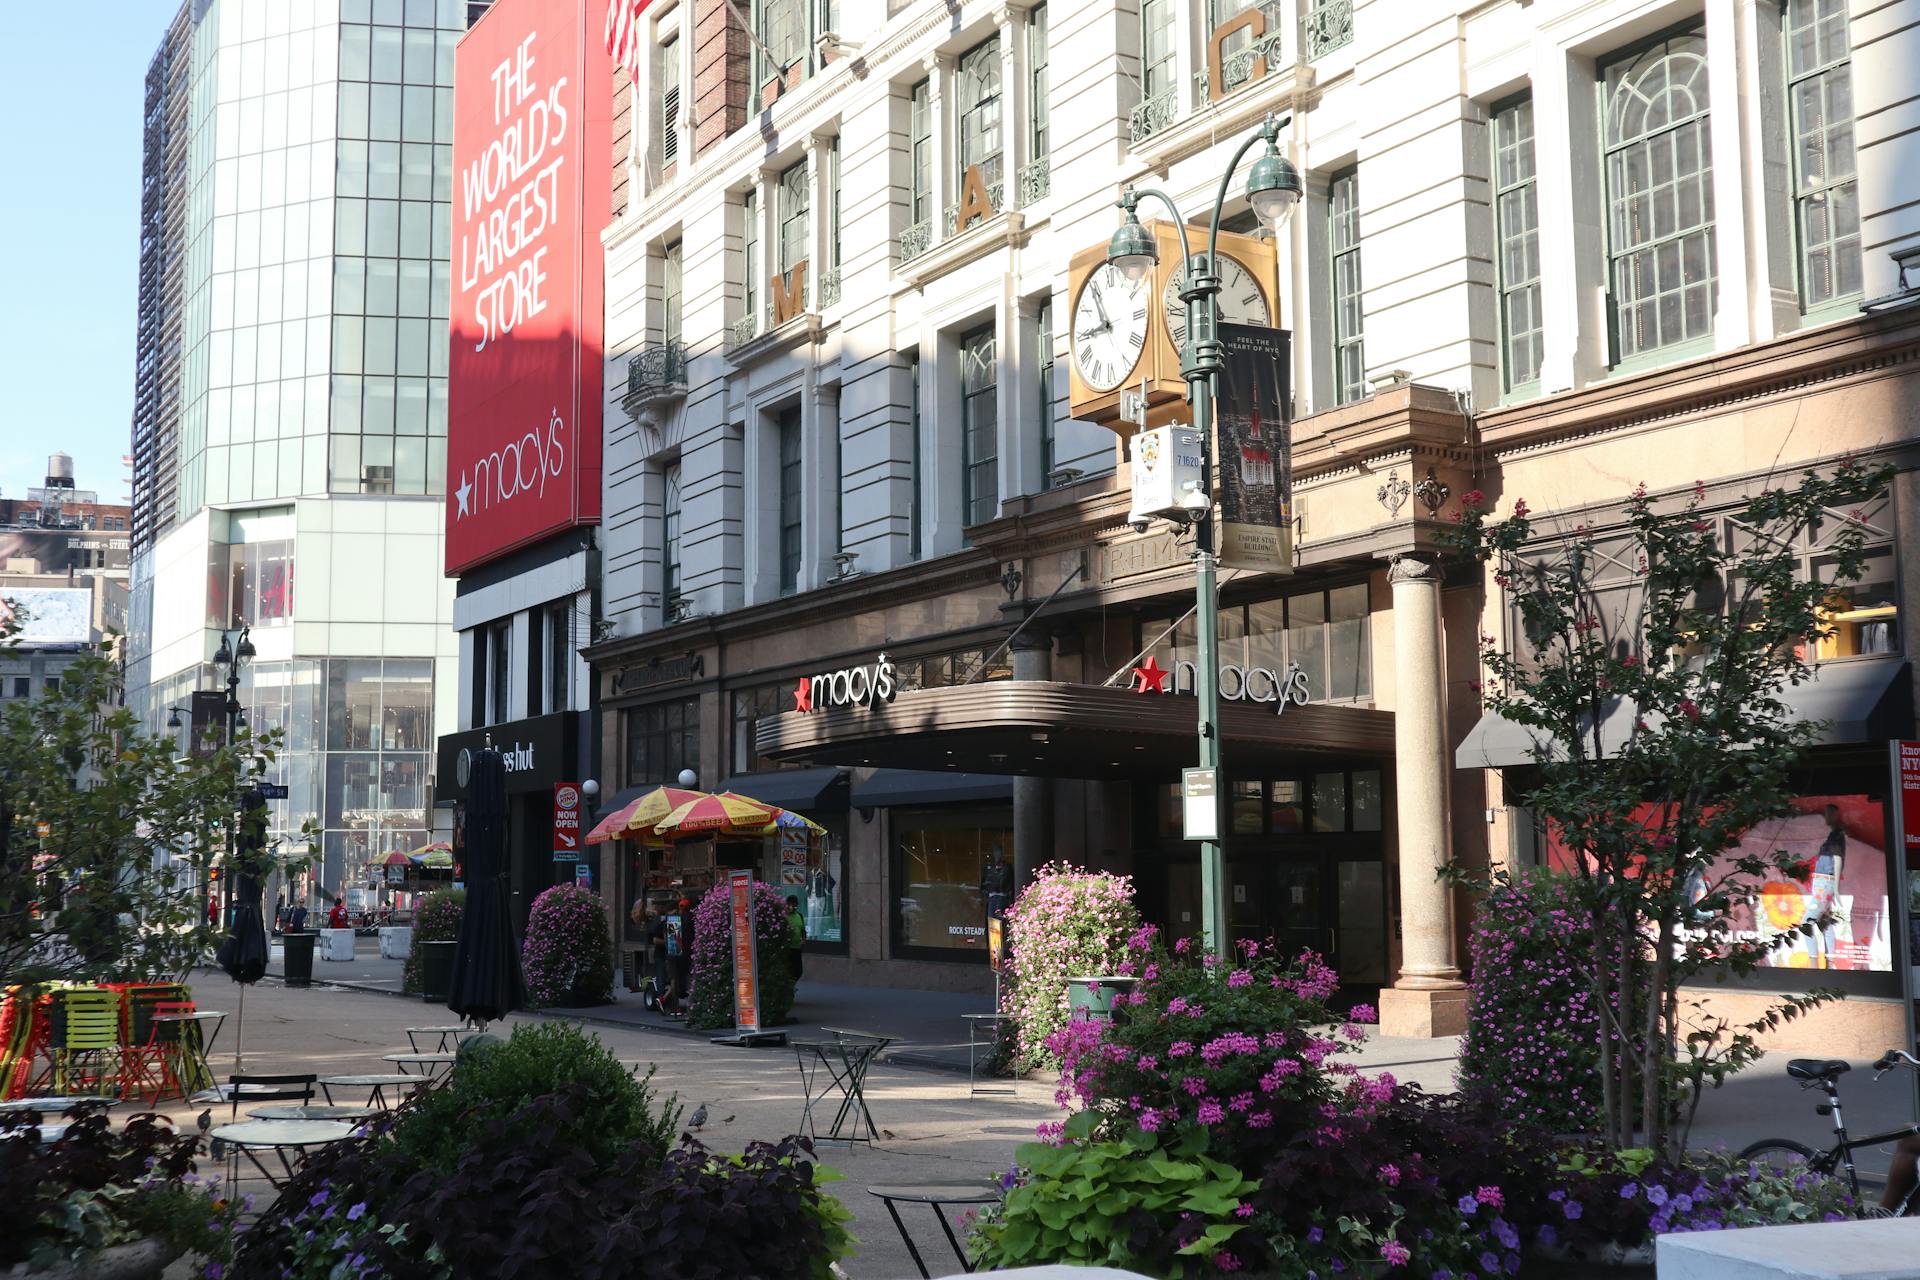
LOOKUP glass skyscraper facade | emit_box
[129,0,482,903]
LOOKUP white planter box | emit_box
[1656,1217,1920,1278]
[379,926,413,959]
[319,928,357,961]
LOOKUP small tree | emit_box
[1446,458,1895,1156]
[0,651,310,989]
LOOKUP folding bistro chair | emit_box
[44,988,122,1097]
[225,1073,316,1121]
[122,999,196,1105]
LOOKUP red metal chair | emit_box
[122,998,196,1105]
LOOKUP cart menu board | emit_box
[729,870,762,1035]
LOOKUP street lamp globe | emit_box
[1106,209,1158,284]
[214,635,233,666]
[236,630,257,660]
[1246,148,1302,227]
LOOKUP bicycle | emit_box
[1739,1048,1920,1217]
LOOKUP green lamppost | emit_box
[1106,116,1301,960]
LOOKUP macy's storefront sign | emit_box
[792,654,897,713]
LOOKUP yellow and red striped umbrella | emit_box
[585,786,705,845]
[652,791,780,839]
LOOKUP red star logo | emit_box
[1131,656,1170,694]
[793,676,814,712]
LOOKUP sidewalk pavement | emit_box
[268,941,1919,1180]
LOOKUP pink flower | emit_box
[1174,937,1192,954]
[1248,1111,1273,1128]
[1214,1251,1243,1273]
[1378,1163,1401,1185]
[1168,1041,1193,1058]
[1183,1075,1208,1097]
[1476,1185,1505,1210]
[1137,1108,1162,1133]
[1462,489,1486,510]
[1196,1099,1225,1125]
[1380,1240,1410,1267]
[1679,698,1701,721]
[1227,969,1252,989]
[1511,498,1530,518]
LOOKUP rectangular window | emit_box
[1141,0,1175,101]
[663,462,682,613]
[828,138,842,270]
[1141,584,1372,705]
[487,619,510,724]
[1602,28,1715,361]
[960,325,998,527]
[1785,0,1860,307]
[1028,5,1049,163]
[10,677,26,698]
[956,38,1003,190]
[892,808,1012,960]
[623,697,699,787]
[908,352,923,558]
[548,602,571,712]
[658,36,680,168]
[778,408,803,593]
[663,240,682,348]
[732,683,800,774]
[910,79,933,227]
[1037,299,1057,486]
[525,609,544,717]
[756,0,807,88]
[1330,170,1365,405]
[743,188,760,329]
[778,159,810,273]
[1493,96,1542,391]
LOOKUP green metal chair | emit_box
[47,987,123,1096]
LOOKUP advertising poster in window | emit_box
[1214,323,1293,574]
[785,828,844,944]
[1552,795,1893,971]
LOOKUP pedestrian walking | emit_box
[672,897,696,1016]
[328,897,348,930]
[289,899,308,931]
[785,894,807,986]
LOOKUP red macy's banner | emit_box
[446,0,609,576]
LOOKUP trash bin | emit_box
[420,940,458,1003]
[282,931,317,988]
[1066,976,1137,1022]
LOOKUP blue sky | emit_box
[0,4,178,503]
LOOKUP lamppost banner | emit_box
[1214,323,1294,574]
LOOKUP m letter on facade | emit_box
[770,260,809,327]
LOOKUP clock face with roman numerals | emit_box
[1163,255,1271,347]
[1070,264,1149,394]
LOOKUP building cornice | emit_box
[1477,303,1920,459]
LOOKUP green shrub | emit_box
[522,883,616,1007]
[388,1021,679,1175]
[970,1116,1256,1274]
[401,887,465,995]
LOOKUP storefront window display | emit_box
[892,808,1013,959]
[778,825,845,945]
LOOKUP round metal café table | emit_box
[248,1103,382,1123]
[209,1119,355,1189]
[867,1183,1002,1278]
[317,1073,426,1109]
[382,1051,457,1079]
[0,1096,109,1115]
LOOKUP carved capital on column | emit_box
[1388,552,1443,587]
[922,49,954,79]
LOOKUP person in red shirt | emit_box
[327,899,349,930]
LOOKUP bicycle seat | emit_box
[1786,1058,1850,1082]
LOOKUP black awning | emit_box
[850,769,1015,809]
[1455,659,1912,769]
[715,767,849,812]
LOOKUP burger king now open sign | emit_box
[553,781,581,860]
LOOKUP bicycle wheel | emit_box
[1738,1138,1824,1176]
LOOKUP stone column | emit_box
[1010,624,1053,890]
[1380,552,1467,1038]
[995,6,1024,212]
[924,51,953,248]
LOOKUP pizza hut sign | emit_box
[793,654,898,713]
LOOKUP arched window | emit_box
[1602,30,1715,360]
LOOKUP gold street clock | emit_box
[1067,220,1278,430]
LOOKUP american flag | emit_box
[604,0,651,83]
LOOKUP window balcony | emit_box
[900,218,934,263]
[944,181,1006,236]
[622,340,688,416]
[1017,156,1051,207]
[818,265,841,307]
[1304,0,1354,58]
[724,313,763,352]
[1129,87,1179,145]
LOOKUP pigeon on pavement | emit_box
[196,1109,212,1133]
[689,1103,709,1131]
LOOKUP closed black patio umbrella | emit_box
[448,743,525,1026]
[214,788,270,1072]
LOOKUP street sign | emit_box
[1181,767,1219,842]
[256,782,289,799]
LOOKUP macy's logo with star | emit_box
[453,409,568,521]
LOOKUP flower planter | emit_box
[8,1237,182,1280]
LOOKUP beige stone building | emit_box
[587,0,1920,1051]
